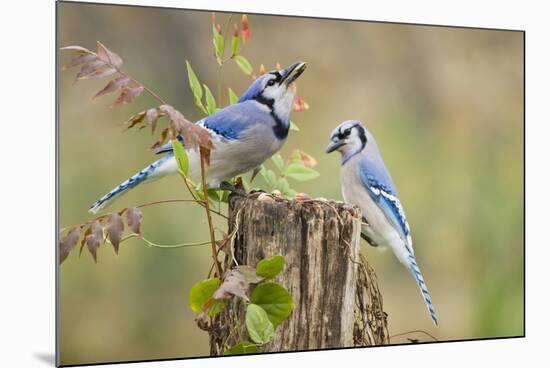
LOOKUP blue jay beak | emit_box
[325,139,345,154]
[280,61,307,85]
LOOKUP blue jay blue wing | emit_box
[155,101,265,155]
[359,164,438,325]
[359,169,413,251]
[200,101,265,140]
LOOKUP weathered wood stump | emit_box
[209,193,389,354]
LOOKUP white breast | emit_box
[186,126,283,188]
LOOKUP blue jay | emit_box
[326,120,438,325]
[90,62,307,213]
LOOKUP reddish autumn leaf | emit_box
[159,104,213,154]
[106,214,124,254]
[62,53,97,71]
[213,269,249,301]
[292,95,310,113]
[236,265,264,284]
[84,221,103,263]
[125,207,143,234]
[60,227,82,264]
[125,111,147,130]
[111,85,144,107]
[150,127,169,150]
[241,14,250,44]
[294,149,318,168]
[216,231,230,254]
[79,227,90,256]
[96,41,123,69]
[146,108,160,134]
[258,64,266,76]
[75,59,107,79]
[60,45,92,53]
[93,76,131,99]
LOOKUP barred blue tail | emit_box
[408,255,438,326]
[89,154,174,214]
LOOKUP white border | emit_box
[2,0,546,367]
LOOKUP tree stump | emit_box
[209,193,389,355]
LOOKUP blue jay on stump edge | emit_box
[326,120,438,326]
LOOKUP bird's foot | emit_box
[249,188,266,194]
[219,181,247,197]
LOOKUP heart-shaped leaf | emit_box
[256,255,285,279]
[189,278,220,313]
[246,304,274,344]
[250,283,294,327]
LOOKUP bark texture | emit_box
[209,193,389,355]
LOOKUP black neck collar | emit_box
[254,95,289,140]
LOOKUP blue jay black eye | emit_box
[267,79,276,86]
[344,128,352,136]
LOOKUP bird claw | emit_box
[249,188,266,194]
[219,181,247,197]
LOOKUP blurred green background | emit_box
[58,2,524,366]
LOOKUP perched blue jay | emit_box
[326,120,438,325]
[90,62,307,213]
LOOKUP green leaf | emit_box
[186,180,202,200]
[290,149,302,162]
[256,255,285,279]
[223,341,259,355]
[246,304,274,344]
[189,278,220,313]
[284,163,320,182]
[220,189,230,203]
[271,154,285,173]
[231,33,239,56]
[250,283,294,327]
[212,25,225,60]
[207,188,221,203]
[208,299,228,317]
[260,167,278,189]
[203,84,217,115]
[228,88,239,105]
[276,177,296,197]
[289,120,299,131]
[185,60,203,102]
[195,183,217,206]
[250,167,262,183]
[266,171,278,188]
[241,176,251,192]
[234,55,253,75]
[172,138,189,175]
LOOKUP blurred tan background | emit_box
[58,2,524,365]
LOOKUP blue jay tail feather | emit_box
[408,255,438,326]
[89,154,174,214]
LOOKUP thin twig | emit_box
[60,197,227,234]
[177,172,229,219]
[116,70,167,105]
[136,198,201,209]
[79,48,167,106]
[390,330,439,342]
[200,149,223,277]
[107,233,212,249]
